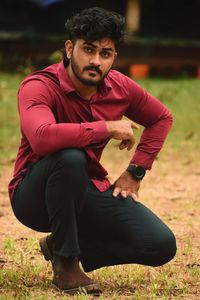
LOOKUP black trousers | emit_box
[11,149,176,272]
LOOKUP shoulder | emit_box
[18,63,61,106]
[22,64,60,84]
[18,63,60,100]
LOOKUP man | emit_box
[9,7,176,295]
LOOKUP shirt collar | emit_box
[57,60,112,96]
[57,60,76,94]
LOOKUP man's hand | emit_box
[113,171,141,201]
[106,120,139,151]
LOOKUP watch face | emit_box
[127,165,146,180]
[135,166,145,177]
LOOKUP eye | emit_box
[83,47,93,54]
[101,51,111,59]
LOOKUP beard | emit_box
[70,53,111,87]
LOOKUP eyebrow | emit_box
[83,41,114,52]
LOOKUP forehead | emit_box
[76,38,115,51]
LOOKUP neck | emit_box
[66,65,97,100]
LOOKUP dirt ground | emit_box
[0,165,45,245]
[0,150,200,298]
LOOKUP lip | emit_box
[86,69,100,77]
[86,69,98,74]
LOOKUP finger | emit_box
[121,190,127,198]
[126,136,135,150]
[120,139,133,151]
[119,140,129,150]
[127,139,134,151]
[131,122,140,130]
[131,192,139,202]
[113,187,120,197]
[119,140,126,150]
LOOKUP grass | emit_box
[0,237,192,300]
[0,73,22,166]
[0,237,198,299]
[139,78,200,150]
[0,72,200,299]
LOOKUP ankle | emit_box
[53,255,79,272]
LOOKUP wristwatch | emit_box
[126,164,146,181]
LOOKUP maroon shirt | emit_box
[8,61,173,200]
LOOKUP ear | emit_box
[65,40,74,59]
[114,52,118,61]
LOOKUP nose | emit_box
[89,53,101,66]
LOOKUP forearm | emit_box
[130,112,173,169]
[22,120,109,156]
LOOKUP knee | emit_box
[151,230,177,267]
[51,149,88,175]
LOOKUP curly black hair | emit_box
[65,7,125,48]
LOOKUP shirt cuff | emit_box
[130,150,157,170]
[81,120,109,144]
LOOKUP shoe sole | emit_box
[53,282,102,295]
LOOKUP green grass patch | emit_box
[139,78,200,152]
[0,73,23,166]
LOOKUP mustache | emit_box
[83,66,102,75]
